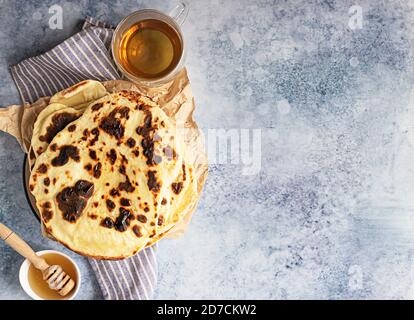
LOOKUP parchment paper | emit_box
[0,68,208,240]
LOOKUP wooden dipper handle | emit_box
[0,223,49,271]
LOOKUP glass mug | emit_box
[112,3,189,87]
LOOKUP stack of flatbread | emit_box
[29,80,198,260]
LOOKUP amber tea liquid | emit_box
[28,252,77,300]
[118,19,182,80]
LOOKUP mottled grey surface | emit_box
[2,0,414,299]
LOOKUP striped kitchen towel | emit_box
[10,16,158,300]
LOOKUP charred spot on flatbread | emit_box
[89,150,97,160]
[172,182,183,195]
[106,199,116,212]
[101,217,114,229]
[107,149,117,165]
[89,128,100,146]
[51,145,80,166]
[39,112,80,144]
[163,146,177,161]
[56,180,94,223]
[37,164,48,174]
[114,208,134,232]
[147,170,161,193]
[136,110,163,166]
[93,162,102,178]
[120,198,131,206]
[126,138,136,148]
[132,225,143,237]
[100,107,130,140]
[41,202,53,223]
[44,178,50,186]
[118,177,135,193]
[110,188,120,197]
[91,102,104,111]
[158,215,164,226]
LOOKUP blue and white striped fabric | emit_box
[10,16,158,300]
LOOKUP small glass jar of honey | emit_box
[19,250,81,300]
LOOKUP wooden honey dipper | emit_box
[0,223,75,297]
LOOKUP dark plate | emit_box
[23,155,40,222]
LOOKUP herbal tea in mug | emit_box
[118,19,183,80]
[112,4,188,86]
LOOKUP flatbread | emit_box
[31,103,81,157]
[49,80,108,109]
[29,91,196,259]
[31,80,108,161]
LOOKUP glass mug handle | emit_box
[169,1,189,26]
